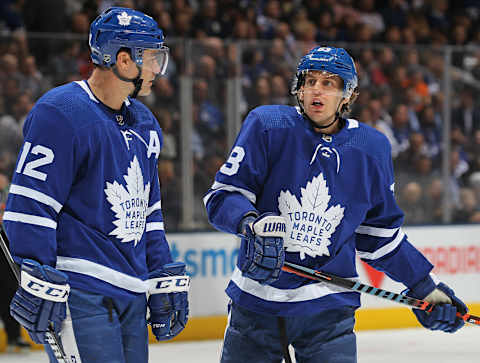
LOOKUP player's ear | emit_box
[116,49,133,70]
[298,88,304,102]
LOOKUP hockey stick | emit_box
[0,228,71,362]
[282,261,480,326]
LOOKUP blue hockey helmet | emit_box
[89,7,168,74]
[292,46,358,100]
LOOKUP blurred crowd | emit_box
[1,0,480,231]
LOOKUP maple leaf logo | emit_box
[104,156,150,246]
[117,11,132,26]
[278,173,344,259]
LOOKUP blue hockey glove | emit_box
[406,281,468,333]
[148,262,190,341]
[237,212,286,285]
[10,259,69,344]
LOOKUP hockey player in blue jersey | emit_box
[4,7,189,363]
[204,46,468,362]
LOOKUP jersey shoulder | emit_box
[126,98,159,129]
[248,105,300,130]
[346,119,392,164]
[25,82,83,134]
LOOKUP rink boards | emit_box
[1,225,479,351]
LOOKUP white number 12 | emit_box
[16,142,54,181]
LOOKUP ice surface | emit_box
[0,327,478,362]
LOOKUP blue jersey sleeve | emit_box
[204,109,270,234]
[4,103,79,266]
[355,135,434,289]
[145,124,173,271]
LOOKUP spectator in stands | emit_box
[158,159,180,231]
[424,178,444,223]
[454,188,480,223]
[257,0,282,39]
[419,105,441,160]
[398,182,428,225]
[155,109,177,161]
[270,74,291,105]
[193,78,224,134]
[452,88,480,142]
[250,75,272,109]
[391,104,413,158]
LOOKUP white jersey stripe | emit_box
[3,211,57,229]
[356,230,406,260]
[56,256,149,293]
[231,267,352,302]
[355,225,400,237]
[9,184,63,213]
[146,222,164,232]
[146,200,162,217]
[203,181,257,206]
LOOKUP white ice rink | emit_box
[0,326,478,362]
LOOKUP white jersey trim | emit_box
[146,200,162,217]
[9,184,63,213]
[3,211,57,229]
[203,182,257,206]
[355,225,399,237]
[231,267,352,302]
[347,119,359,129]
[146,222,164,232]
[75,81,98,103]
[356,230,405,260]
[56,256,149,293]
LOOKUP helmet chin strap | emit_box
[297,93,345,131]
[112,64,144,98]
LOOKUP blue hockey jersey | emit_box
[4,81,172,300]
[204,105,435,316]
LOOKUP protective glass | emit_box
[141,46,169,75]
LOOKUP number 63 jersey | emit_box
[4,81,172,301]
[204,105,434,316]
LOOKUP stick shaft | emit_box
[282,261,480,326]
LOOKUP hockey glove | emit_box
[10,259,69,344]
[148,262,190,341]
[237,212,286,285]
[406,280,468,333]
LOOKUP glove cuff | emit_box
[409,274,437,299]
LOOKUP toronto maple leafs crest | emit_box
[104,156,150,246]
[278,172,344,259]
[117,11,132,26]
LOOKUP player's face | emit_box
[299,71,347,128]
[137,48,169,96]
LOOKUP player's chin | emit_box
[138,86,152,97]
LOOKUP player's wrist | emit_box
[408,274,437,299]
[237,211,259,235]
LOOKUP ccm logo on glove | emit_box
[149,275,190,294]
[21,270,70,302]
